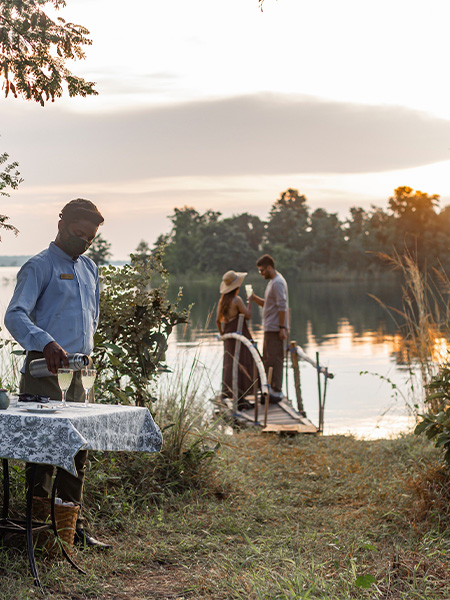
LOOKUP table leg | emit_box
[25,463,41,588]
[2,459,9,520]
[51,470,85,574]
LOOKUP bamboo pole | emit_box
[289,340,305,416]
[253,359,259,423]
[264,367,273,428]
[231,314,245,413]
[285,344,289,401]
[321,366,328,432]
[316,351,323,433]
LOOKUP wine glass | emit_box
[57,368,73,407]
[81,368,96,407]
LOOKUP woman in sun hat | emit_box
[216,270,256,410]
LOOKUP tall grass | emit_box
[372,250,450,415]
[82,345,224,527]
[151,348,223,485]
[0,337,22,391]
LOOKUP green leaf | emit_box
[103,342,125,356]
[436,411,449,424]
[435,434,450,448]
[426,392,447,403]
[108,354,123,368]
[355,574,376,588]
[362,542,377,551]
[426,424,442,440]
[162,423,175,432]
[414,420,431,435]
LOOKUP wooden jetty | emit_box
[216,315,333,435]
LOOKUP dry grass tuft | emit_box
[408,464,450,524]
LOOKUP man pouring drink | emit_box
[4,198,109,548]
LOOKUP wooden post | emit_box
[316,351,323,434]
[322,371,328,430]
[284,344,289,401]
[320,364,329,434]
[253,360,259,423]
[264,367,272,428]
[290,341,305,416]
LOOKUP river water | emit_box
[0,266,421,439]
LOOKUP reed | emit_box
[0,336,22,391]
[81,342,225,528]
[372,250,450,414]
[152,347,222,480]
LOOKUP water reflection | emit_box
[169,278,405,346]
[171,275,447,374]
[167,277,423,438]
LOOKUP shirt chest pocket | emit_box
[81,282,97,314]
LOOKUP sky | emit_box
[1,0,450,260]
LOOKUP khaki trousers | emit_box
[262,332,285,393]
[20,351,90,524]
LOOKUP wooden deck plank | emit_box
[262,423,318,434]
[213,395,318,434]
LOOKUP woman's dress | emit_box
[221,315,257,408]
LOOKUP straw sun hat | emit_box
[220,270,247,294]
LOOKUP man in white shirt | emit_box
[251,254,289,393]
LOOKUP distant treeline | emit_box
[154,187,450,280]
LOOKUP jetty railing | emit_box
[288,341,334,433]
[219,335,269,413]
[219,326,334,432]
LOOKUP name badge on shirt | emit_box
[60,274,74,280]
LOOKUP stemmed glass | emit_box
[81,368,97,407]
[57,368,73,408]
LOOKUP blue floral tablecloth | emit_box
[0,402,162,475]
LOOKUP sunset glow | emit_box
[1,0,449,259]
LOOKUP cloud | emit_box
[2,94,450,187]
[89,69,180,96]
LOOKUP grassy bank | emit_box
[2,431,450,599]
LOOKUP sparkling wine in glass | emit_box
[57,369,73,407]
[81,368,96,407]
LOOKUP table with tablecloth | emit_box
[0,402,163,473]
[0,401,163,587]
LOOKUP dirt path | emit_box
[73,563,189,600]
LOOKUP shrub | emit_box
[93,250,188,407]
[415,363,450,464]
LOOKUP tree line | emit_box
[151,187,450,280]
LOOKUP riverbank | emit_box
[3,431,450,599]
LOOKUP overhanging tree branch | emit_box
[0,0,97,106]
[0,151,22,240]
[1,0,97,240]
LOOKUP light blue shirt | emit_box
[4,242,99,355]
